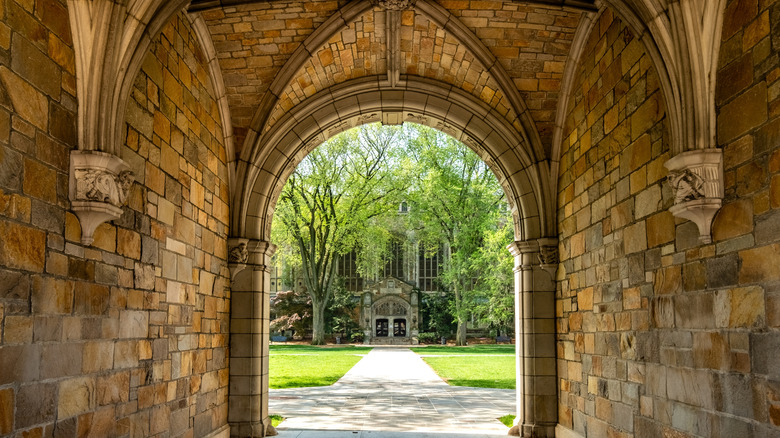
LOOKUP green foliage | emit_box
[499,415,516,427]
[272,124,409,344]
[417,332,440,344]
[269,345,373,388]
[270,290,311,335]
[420,293,456,338]
[471,218,515,336]
[325,284,360,337]
[403,123,512,345]
[269,415,285,427]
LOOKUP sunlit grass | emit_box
[269,345,373,389]
[499,414,516,427]
[411,344,515,389]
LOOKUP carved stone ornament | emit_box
[371,0,416,10]
[538,245,559,266]
[70,151,134,246]
[664,149,724,244]
[228,242,249,264]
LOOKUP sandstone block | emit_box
[118,310,149,339]
[718,82,768,143]
[623,221,647,254]
[15,382,55,428]
[646,211,675,248]
[674,293,715,329]
[0,387,13,434]
[666,367,713,409]
[712,199,754,241]
[92,223,116,252]
[134,262,155,290]
[706,254,739,289]
[58,377,96,419]
[739,243,780,283]
[117,228,141,260]
[31,276,73,314]
[83,341,114,374]
[715,286,765,328]
[41,343,82,379]
[74,282,109,316]
[97,372,129,406]
[0,66,48,131]
[0,220,45,272]
[113,340,139,369]
[692,332,730,370]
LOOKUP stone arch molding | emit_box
[233,75,554,244]
[241,0,547,177]
[66,0,187,244]
[553,0,728,243]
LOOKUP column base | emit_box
[508,423,557,437]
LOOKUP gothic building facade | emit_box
[0,0,778,437]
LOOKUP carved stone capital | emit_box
[664,149,724,244]
[371,0,416,10]
[507,237,559,276]
[227,238,277,278]
[69,151,134,246]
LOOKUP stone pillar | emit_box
[507,238,558,437]
[228,238,277,437]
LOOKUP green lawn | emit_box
[411,345,516,389]
[269,345,373,389]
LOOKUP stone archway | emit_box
[226,75,560,435]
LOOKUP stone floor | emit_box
[270,347,516,437]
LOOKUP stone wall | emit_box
[0,4,231,436]
[557,4,780,437]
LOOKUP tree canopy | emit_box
[271,122,514,345]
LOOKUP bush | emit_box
[350,332,364,343]
[417,332,439,344]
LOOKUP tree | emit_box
[472,218,515,336]
[272,124,407,344]
[270,290,312,336]
[404,124,510,345]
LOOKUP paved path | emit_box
[270,347,516,437]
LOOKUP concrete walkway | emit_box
[270,347,516,437]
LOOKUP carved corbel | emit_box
[227,239,250,279]
[69,151,134,246]
[664,149,724,244]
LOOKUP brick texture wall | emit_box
[0,5,231,436]
[557,4,780,438]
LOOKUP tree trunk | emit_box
[311,300,327,345]
[456,317,467,346]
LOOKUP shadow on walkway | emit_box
[270,347,515,437]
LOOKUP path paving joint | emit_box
[270,347,516,437]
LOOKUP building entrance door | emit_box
[376,319,388,337]
[393,319,406,337]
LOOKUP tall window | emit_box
[418,245,442,292]
[384,240,404,279]
[338,251,363,292]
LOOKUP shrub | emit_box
[417,332,439,344]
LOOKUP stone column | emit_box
[507,238,558,437]
[228,238,277,437]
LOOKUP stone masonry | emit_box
[557,4,780,437]
[0,6,231,437]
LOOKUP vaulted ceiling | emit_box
[190,0,595,159]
